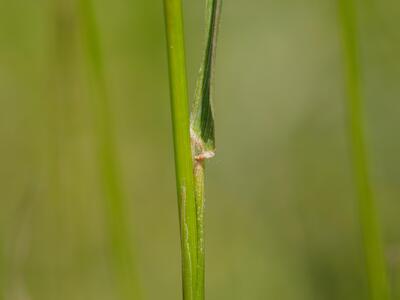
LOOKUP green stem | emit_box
[194,161,205,300]
[337,1,390,299]
[78,0,139,298]
[163,1,199,299]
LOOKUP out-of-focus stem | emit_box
[337,1,390,299]
[78,0,140,298]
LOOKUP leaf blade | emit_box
[190,0,222,158]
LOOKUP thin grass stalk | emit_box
[193,161,205,300]
[163,0,199,299]
[337,1,390,299]
[78,0,139,298]
[164,0,221,298]
[191,2,221,299]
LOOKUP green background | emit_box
[0,0,399,299]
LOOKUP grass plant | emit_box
[78,0,139,298]
[337,1,390,299]
[163,0,221,299]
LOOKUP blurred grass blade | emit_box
[190,0,222,159]
[337,1,390,299]
[78,0,140,299]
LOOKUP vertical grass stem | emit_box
[163,0,199,299]
[78,0,140,298]
[337,1,390,299]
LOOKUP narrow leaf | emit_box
[190,0,222,160]
[337,0,390,299]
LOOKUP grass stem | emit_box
[164,1,221,298]
[193,161,205,300]
[163,0,199,299]
[78,0,140,298]
[337,1,390,299]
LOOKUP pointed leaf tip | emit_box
[191,0,222,158]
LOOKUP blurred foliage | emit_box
[0,0,399,299]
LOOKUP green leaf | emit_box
[337,0,390,299]
[190,0,222,160]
